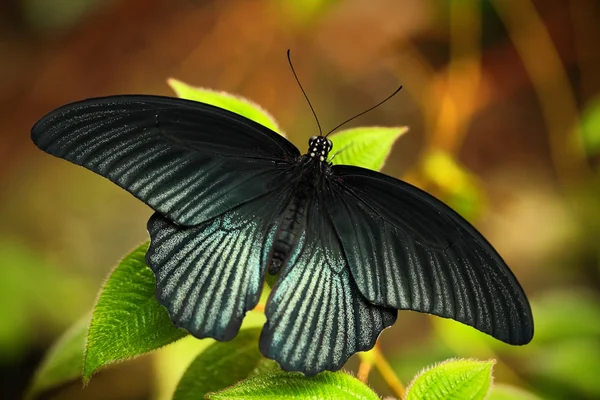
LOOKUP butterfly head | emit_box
[308,136,333,162]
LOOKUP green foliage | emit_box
[579,95,600,156]
[488,384,541,400]
[154,335,216,400]
[173,328,265,400]
[0,240,92,360]
[433,317,505,356]
[435,290,600,399]
[532,290,600,343]
[405,359,495,400]
[390,340,456,384]
[329,126,408,170]
[22,0,105,30]
[533,338,600,399]
[276,0,339,25]
[153,311,268,400]
[206,371,380,400]
[248,359,282,377]
[26,315,89,400]
[525,292,600,398]
[83,242,186,381]
[168,78,282,134]
[421,150,485,220]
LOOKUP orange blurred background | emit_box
[1,1,599,399]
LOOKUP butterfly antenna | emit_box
[287,49,323,136]
[325,85,403,137]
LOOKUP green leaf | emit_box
[389,340,456,386]
[248,359,281,377]
[26,314,89,400]
[329,126,408,171]
[154,310,268,400]
[154,336,215,400]
[488,384,541,400]
[579,95,600,156]
[168,78,282,134]
[421,150,485,221]
[206,371,380,400]
[433,317,508,357]
[83,242,186,382]
[434,290,600,365]
[277,0,339,25]
[22,0,105,31]
[531,338,600,398]
[174,328,265,400]
[532,290,600,343]
[406,358,495,400]
[0,239,93,360]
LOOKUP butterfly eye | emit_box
[309,135,318,146]
[326,139,333,151]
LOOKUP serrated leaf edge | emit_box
[207,369,381,400]
[81,242,187,384]
[25,313,91,399]
[404,358,496,400]
[167,78,283,135]
[329,126,408,170]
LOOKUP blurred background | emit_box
[1,0,599,399]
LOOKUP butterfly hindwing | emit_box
[146,185,294,341]
[329,165,533,345]
[260,196,397,376]
[31,95,300,226]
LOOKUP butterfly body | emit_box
[267,136,334,274]
[31,94,533,376]
[267,176,310,275]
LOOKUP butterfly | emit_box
[31,87,533,376]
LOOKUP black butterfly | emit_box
[31,92,533,376]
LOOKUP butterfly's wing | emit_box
[259,194,397,376]
[145,177,298,340]
[328,165,533,345]
[31,95,300,226]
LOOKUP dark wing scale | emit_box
[31,95,300,226]
[260,195,397,376]
[329,165,533,345]
[146,181,296,341]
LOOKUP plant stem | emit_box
[431,0,482,156]
[491,0,590,186]
[359,343,406,398]
[357,358,373,384]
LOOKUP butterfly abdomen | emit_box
[267,181,313,275]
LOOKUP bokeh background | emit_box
[1,0,599,399]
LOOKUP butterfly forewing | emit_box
[31,95,299,226]
[329,165,534,345]
[260,195,397,376]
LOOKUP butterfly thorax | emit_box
[306,136,332,162]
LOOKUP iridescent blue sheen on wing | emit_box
[329,165,534,345]
[260,196,397,376]
[145,186,294,340]
[30,95,299,226]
